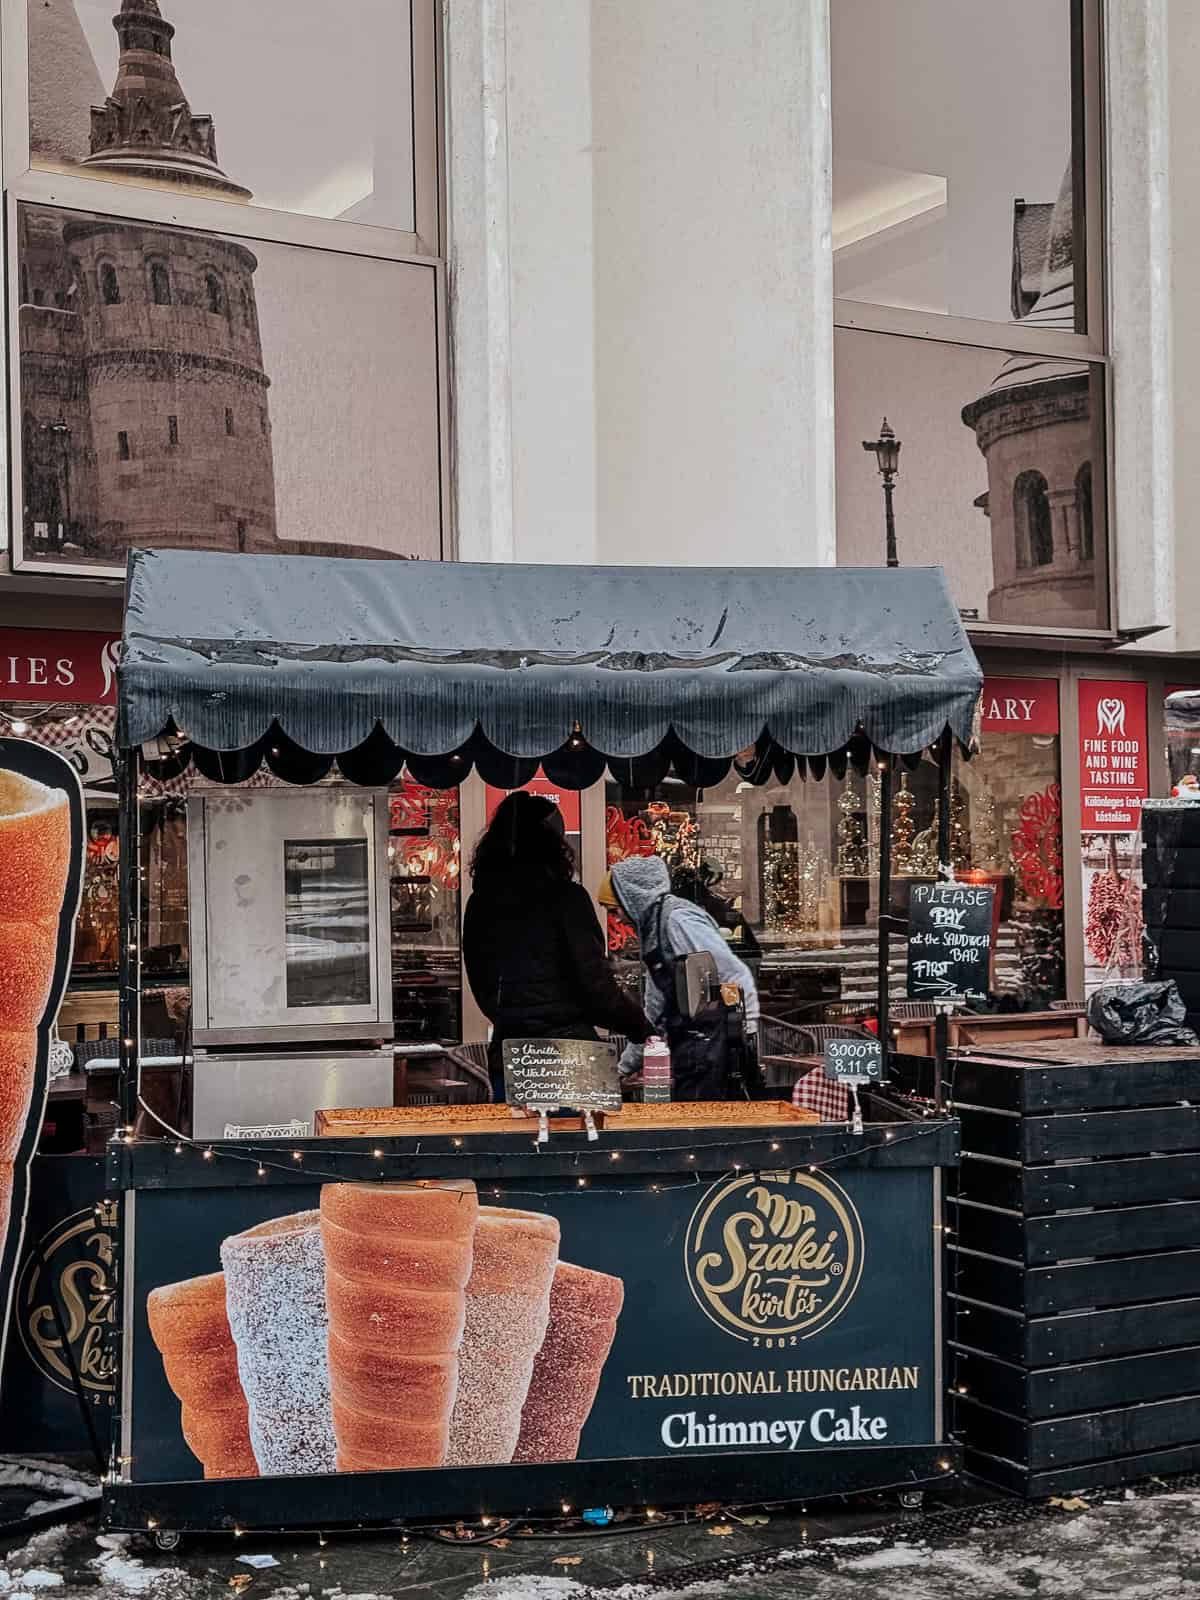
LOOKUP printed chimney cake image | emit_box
[147,1181,626,1477]
[0,769,71,1248]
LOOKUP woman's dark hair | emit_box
[471,790,575,885]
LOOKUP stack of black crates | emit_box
[1144,800,1200,1031]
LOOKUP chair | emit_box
[436,1041,493,1104]
[757,1016,875,1094]
[78,1037,188,1144]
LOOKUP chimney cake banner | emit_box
[0,741,86,1385]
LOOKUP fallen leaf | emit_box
[695,1502,721,1516]
[1048,1496,1089,1512]
[708,1524,734,1537]
[552,1556,583,1566]
[228,1577,252,1591]
[488,1539,511,1550]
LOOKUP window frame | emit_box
[833,0,1111,639]
[0,0,451,578]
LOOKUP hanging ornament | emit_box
[891,773,915,874]
[836,781,868,876]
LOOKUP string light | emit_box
[118,1122,946,1199]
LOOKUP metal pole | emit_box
[933,729,954,1111]
[117,746,138,1130]
[876,757,894,1076]
[883,478,899,568]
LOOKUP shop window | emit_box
[99,262,121,305]
[605,721,1065,1030]
[389,778,462,1043]
[1076,461,1094,560]
[149,261,172,306]
[1015,470,1054,567]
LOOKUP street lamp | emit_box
[862,417,901,568]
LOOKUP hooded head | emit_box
[610,854,671,939]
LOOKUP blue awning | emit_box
[118,550,982,785]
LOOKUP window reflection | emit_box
[832,0,1084,328]
[837,327,1107,629]
[27,0,418,233]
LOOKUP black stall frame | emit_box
[105,551,981,1534]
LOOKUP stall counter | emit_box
[103,1106,959,1533]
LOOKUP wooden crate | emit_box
[946,1039,1200,1498]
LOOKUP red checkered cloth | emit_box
[792,1065,851,1123]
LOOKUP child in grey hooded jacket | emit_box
[606,854,759,1078]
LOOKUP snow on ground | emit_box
[0,1462,98,1507]
[454,1488,1200,1600]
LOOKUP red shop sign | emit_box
[485,769,582,833]
[1078,679,1148,833]
[0,629,119,705]
[980,676,1059,735]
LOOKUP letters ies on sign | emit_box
[0,631,120,705]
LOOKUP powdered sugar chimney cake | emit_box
[446,1207,561,1466]
[220,1211,337,1476]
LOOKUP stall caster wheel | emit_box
[898,1491,924,1512]
[153,1530,182,1553]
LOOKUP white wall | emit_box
[448,0,835,569]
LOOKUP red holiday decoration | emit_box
[1010,783,1064,909]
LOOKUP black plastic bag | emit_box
[1086,980,1198,1045]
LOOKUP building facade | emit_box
[0,0,1196,1014]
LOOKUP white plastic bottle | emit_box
[642,1036,672,1103]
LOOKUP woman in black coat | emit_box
[463,791,654,1100]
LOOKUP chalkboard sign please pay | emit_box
[906,883,994,1003]
[502,1038,622,1111]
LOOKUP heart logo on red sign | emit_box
[1096,697,1126,737]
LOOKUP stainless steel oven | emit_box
[192,1046,394,1141]
[187,789,393,1046]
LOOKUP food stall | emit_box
[103,550,980,1536]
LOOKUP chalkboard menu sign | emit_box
[502,1038,622,1112]
[906,883,995,1003]
[825,1037,883,1084]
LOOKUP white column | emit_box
[1109,0,1173,639]
[445,0,835,568]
